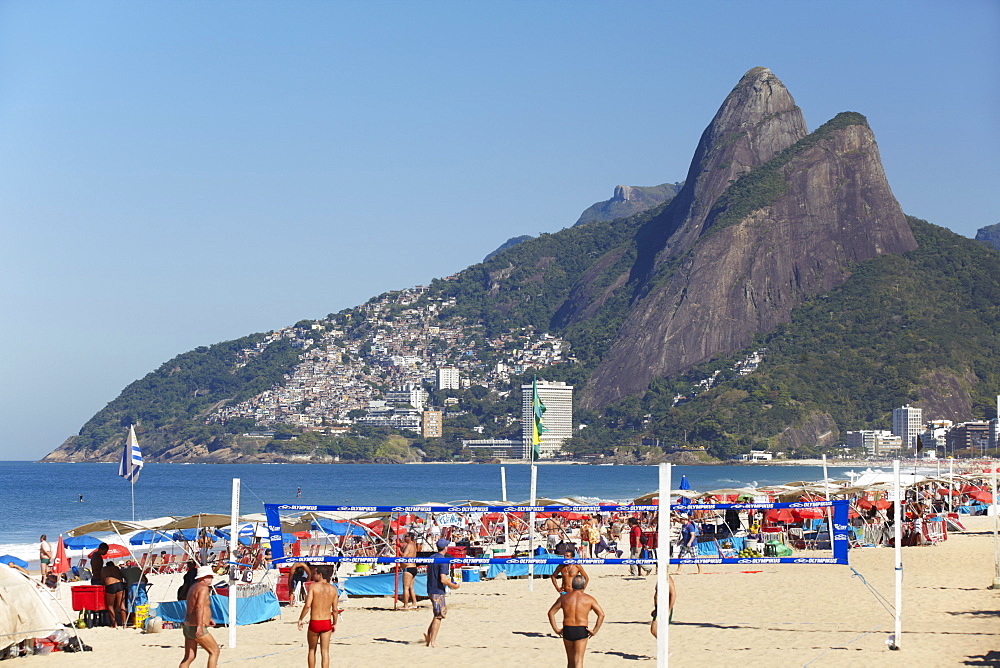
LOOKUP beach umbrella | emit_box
[766,508,795,523]
[171,528,202,542]
[791,508,825,520]
[969,490,993,503]
[129,530,172,546]
[0,555,28,569]
[90,544,131,559]
[64,535,103,550]
[52,536,70,576]
[311,519,366,536]
[679,475,691,504]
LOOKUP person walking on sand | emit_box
[400,533,418,610]
[179,566,220,668]
[672,515,702,575]
[297,566,339,668]
[423,538,459,647]
[550,545,589,594]
[627,518,651,577]
[38,535,52,584]
[548,574,605,668]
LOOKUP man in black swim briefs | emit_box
[547,574,605,667]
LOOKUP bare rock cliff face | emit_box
[581,70,918,409]
[633,67,808,279]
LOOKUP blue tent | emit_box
[0,555,28,569]
[64,535,103,550]
[312,519,366,536]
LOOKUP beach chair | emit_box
[155,554,177,574]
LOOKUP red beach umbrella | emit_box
[937,488,960,496]
[791,508,825,520]
[856,498,873,510]
[51,535,70,576]
[766,509,795,523]
[89,544,131,559]
[969,490,993,503]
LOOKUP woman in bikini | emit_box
[102,561,127,628]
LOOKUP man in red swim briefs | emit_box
[297,565,340,668]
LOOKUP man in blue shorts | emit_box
[423,538,460,647]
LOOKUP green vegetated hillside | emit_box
[53,213,1000,462]
[568,218,1000,458]
[65,333,302,456]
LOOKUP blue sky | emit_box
[1,1,997,460]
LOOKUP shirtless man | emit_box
[543,516,564,552]
[400,533,418,610]
[547,575,605,668]
[297,566,339,668]
[179,566,220,668]
[39,535,52,583]
[550,546,589,594]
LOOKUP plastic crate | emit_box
[71,585,106,611]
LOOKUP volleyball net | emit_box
[262,499,849,567]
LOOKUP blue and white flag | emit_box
[118,425,143,483]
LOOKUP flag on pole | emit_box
[118,425,143,483]
[531,377,547,460]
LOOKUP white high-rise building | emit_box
[385,383,428,411]
[436,367,460,390]
[891,404,923,454]
[521,381,573,459]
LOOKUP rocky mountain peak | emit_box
[582,73,917,410]
[633,68,809,280]
[975,222,1000,251]
[612,185,633,202]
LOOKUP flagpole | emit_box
[131,482,136,522]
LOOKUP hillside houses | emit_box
[211,285,570,431]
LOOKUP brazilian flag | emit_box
[531,377,548,460]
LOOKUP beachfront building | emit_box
[461,438,522,459]
[892,404,923,454]
[422,410,443,438]
[386,383,429,411]
[845,430,903,457]
[436,367,460,390]
[520,380,573,459]
[739,450,773,461]
[921,419,953,455]
[946,421,992,455]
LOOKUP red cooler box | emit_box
[71,585,106,611]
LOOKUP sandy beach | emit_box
[20,516,997,667]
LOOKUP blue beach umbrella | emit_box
[311,518,366,536]
[679,475,691,505]
[129,530,172,546]
[0,555,29,569]
[171,529,201,542]
[64,535,102,550]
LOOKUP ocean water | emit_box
[0,461,860,562]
